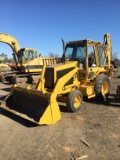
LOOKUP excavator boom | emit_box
[0,32,20,54]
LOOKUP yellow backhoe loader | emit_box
[0,32,54,83]
[1,33,113,125]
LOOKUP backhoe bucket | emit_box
[1,86,61,125]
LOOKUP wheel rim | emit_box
[74,95,81,108]
[101,81,108,95]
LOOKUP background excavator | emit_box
[0,32,54,83]
[1,33,113,125]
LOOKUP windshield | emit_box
[65,44,86,68]
[23,51,29,60]
[34,51,38,58]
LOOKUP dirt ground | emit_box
[0,71,120,160]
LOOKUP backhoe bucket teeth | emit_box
[1,88,61,125]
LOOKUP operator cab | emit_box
[65,40,106,69]
[18,48,38,64]
[65,39,107,81]
[65,41,86,69]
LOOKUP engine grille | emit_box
[45,67,74,89]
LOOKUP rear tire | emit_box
[116,85,120,101]
[94,74,110,100]
[66,90,83,112]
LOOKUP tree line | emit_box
[0,52,119,64]
[0,53,15,63]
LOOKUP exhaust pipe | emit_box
[61,38,66,63]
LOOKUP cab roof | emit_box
[66,39,102,45]
[20,48,37,51]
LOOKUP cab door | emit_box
[87,45,98,80]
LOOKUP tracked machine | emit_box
[1,33,113,125]
[0,32,54,84]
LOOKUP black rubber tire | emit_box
[66,90,83,112]
[0,75,5,82]
[94,74,110,100]
[27,76,33,83]
[116,85,120,101]
[11,75,17,84]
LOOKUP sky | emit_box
[0,0,120,58]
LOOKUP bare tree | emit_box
[54,54,59,58]
[48,52,59,58]
[112,52,118,60]
[48,52,54,58]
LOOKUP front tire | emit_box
[66,90,83,112]
[0,75,5,82]
[11,75,17,84]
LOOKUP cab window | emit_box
[28,51,34,60]
[98,46,105,66]
[65,44,86,69]
[65,47,74,60]
[23,51,28,61]
[88,46,96,67]
[34,51,38,58]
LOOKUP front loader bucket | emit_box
[1,87,61,125]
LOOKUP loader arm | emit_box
[0,32,20,54]
[53,67,80,96]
